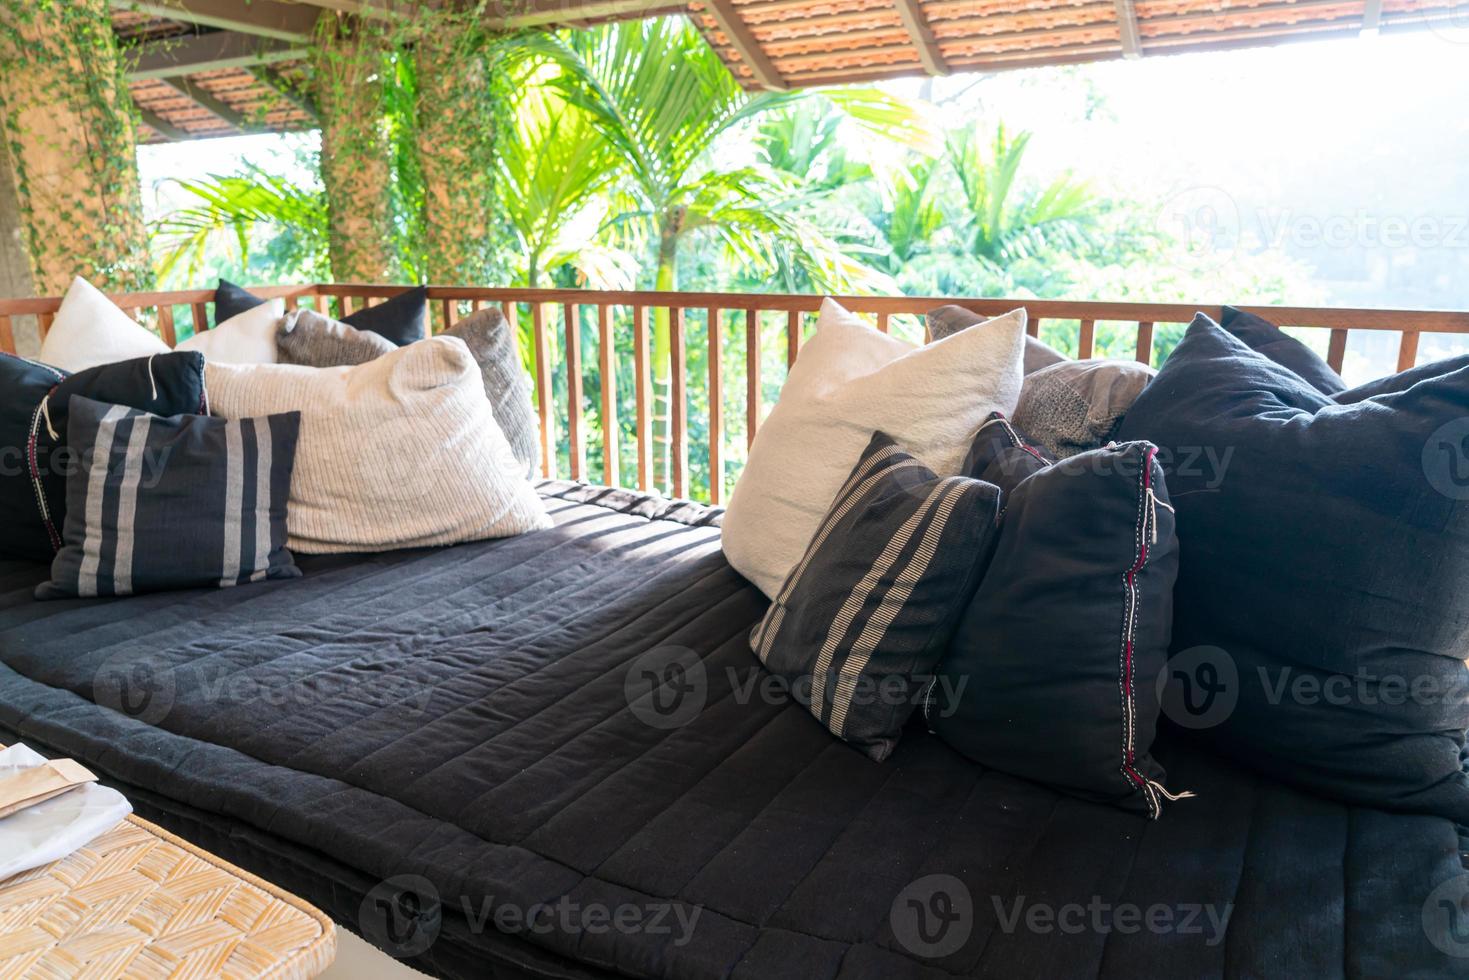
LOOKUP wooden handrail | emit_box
[5,282,1469,504]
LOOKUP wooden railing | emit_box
[4,283,1469,504]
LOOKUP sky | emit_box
[136,27,1469,374]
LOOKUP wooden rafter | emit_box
[127,32,306,80]
[137,106,192,141]
[250,66,319,121]
[894,0,948,75]
[1361,0,1383,32]
[160,77,268,134]
[111,0,319,42]
[698,0,789,90]
[487,0,671,28]
[1113,0,1143,58]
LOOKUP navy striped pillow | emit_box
[751,431,1002,762]
[37,395,301,599]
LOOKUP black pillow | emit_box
[341,286,428,346]
[0,351,206,562]
[217,280,428,346]
[37,395,301,598]
[931,433,1181,818]
[213,278,267,325]
[1219,305,1346,396]
[750,430,1002,762]
[1335,353,1469,404]
[1117,313,1469,822]
[960,412,1052,496]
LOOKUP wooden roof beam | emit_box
[111,0,319,42]
[485,0,671,28]
[894,0,949,75]
[250,66,319,121]
[1361,0,1383,33]
[137,107,193,141]
[127,32,306,81]
[698,0,789,90]
[160,77,270,134]
[1114,0,1143,57]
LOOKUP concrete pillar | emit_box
[414,27,494,284]
[0,136,39,355]
[312,13,394,283]
[0,0,153,300]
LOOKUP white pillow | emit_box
[206,336,550,553]
[176,298,286,363]
[722,298,1027,598]
[38,276,169,372]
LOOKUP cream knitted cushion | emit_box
[206,336,549,553]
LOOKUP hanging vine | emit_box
[0,0,154,294]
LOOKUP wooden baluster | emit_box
[501,302,516,332]
[38,312,55,340]
[633,305,652,492]
[876,311,889,334]
[474,299,486,313]
[1326,328,1349,374]
[284,294,298,312]
[1027,316,1040,339]
[670,307,688,499]
[157,305,177,347]
[532,303,554,479]
[191,303,208,335]
[787,309,801,367]
[0,315,13,354]
[1078,319,1096,359]
[341,295,355,317]
[598,305,618,489]
[745,309,760,451]
[707,307,723,504]
[1398,331,1420,372]
[1136,322,1154,365]
[442,298,456,332]
[565,303,585,481]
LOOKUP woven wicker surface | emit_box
[0,814,336,979]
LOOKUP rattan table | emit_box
[0,814,336,979]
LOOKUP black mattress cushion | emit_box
[212,278,266,325]
[342,285,429,346]
[36,396,300,599]
[1117,313,1469,822]
[1219,305,1346,396]
[750,430,1002,762]
[932,432,1180,817]
[0,481,1462,979]
[0,350,207,562]
[1335,353,1469,404]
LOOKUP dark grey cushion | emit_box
[926,304,1065,374]
[1013,358,1156,458]
[37,395,301,598]
[1117,313,1469,822]
[1220,305,1346,396]
[277,309,396,367]
[751,430,1002,762]
[444,307,541,478]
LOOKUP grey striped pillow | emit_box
[751,430,1003,762]
[37,395,301,599]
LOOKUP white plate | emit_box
[0,743,132,881]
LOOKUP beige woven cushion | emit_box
[207,336,549,553]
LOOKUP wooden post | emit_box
[707,307,723,504]
[532,303,554,479]
[565,303,584,481]
[598,305,618,489]
[633,305,652,492]
[745,309,760,450]
[670,308,688,499]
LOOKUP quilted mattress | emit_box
[0,482,1464,979]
